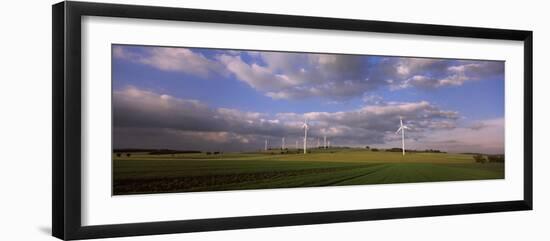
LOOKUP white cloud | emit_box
[113,46,504,100]
[218,51,377,100]
[217,54,297,91]
[405,118,505,154]
[113,46,225,78]
[386,59,504,90]
[395,58,439,77]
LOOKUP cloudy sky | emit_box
[112,44,505,154]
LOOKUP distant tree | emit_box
[116,153,121,157]
[387,148,402,152]
[371,148,379,152]
[365,146,370,150]
[206,152,211,155]
[473,154,486,163]
[126,153,131,157]
[487,155,505,163]
[147,149,201,155]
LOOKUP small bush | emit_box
[371,148,379,152]
[473,154,486,163]
[487,155,505,163]
[386,148,403,152]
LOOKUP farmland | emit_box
[112,148,504,195]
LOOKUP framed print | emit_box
[52,1,533,240]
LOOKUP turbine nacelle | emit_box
[395,125,409,134]
[396,116,409,133]
[302,119,309,129]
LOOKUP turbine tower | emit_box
[324,136,327,149]
[265,139,268,151]
[295,140,299,149]
[317,138,320,148]
[302,119,309,154]
[395,116,409,156]
[282,137,285,150]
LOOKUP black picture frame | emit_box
[52,1,533,240]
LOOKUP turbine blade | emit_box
[396,126,403,134]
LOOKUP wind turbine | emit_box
[317,138,320,148]
[395,117,409,156]
[295,140,298,150]
[302,119,309,154]
[324,136,327,149]
[264,139,268,151]
[282,137,285,150]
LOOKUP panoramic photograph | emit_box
[112,44,505,195]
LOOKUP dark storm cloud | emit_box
[113,127,263,152]
[113,87,462,150]
[113,87,303,138]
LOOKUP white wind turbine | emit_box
[264,139,268,151]
[395,116,410,156]
[302,119,309,154]
[282,137,285,150]
[324,136,327,149]
[317,138,320,148]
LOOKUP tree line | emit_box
[473,154,505,163]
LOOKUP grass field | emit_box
[113,148,504,195]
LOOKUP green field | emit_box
[113,149,504,195]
